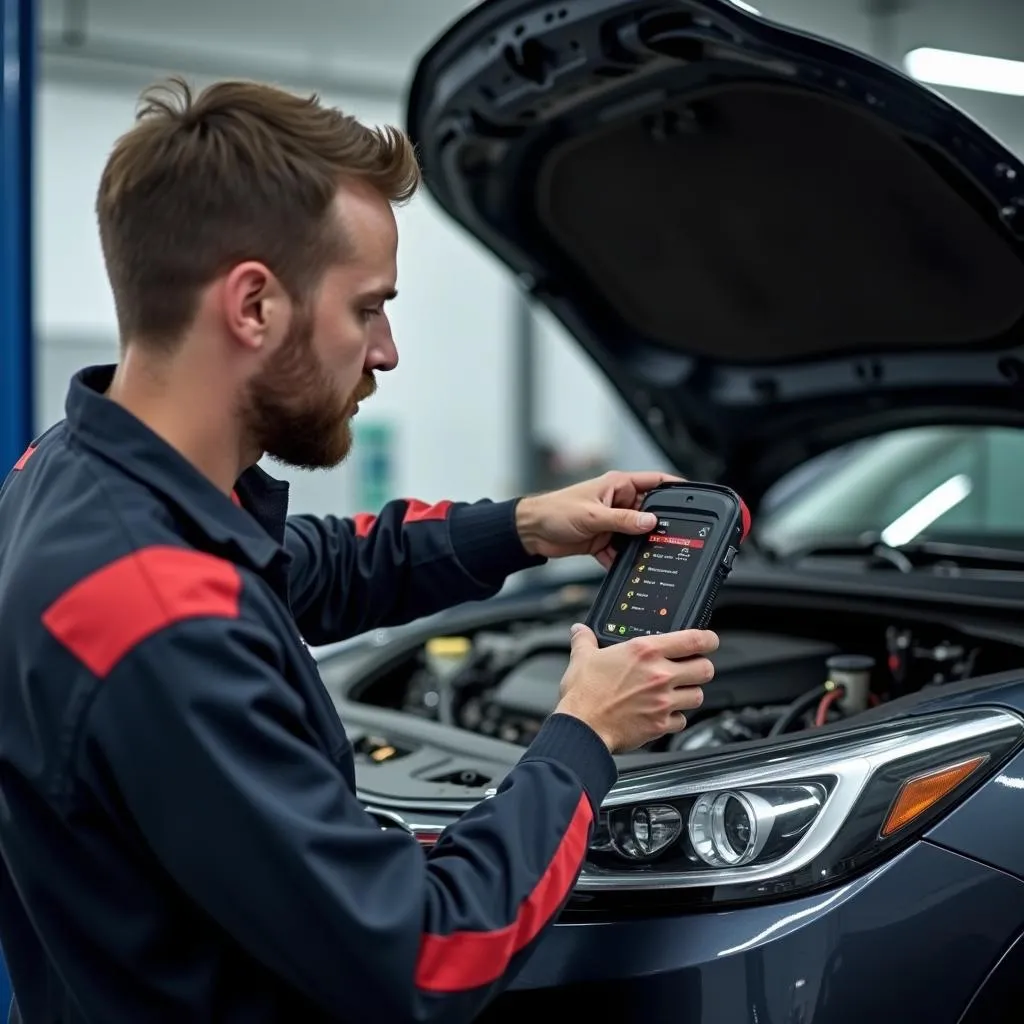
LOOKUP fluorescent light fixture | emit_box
[904,47,1024,97]
[880,474,972,547]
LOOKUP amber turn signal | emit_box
[881,756,987,838]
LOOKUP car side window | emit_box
[982,429,1024,533]
[759,427,1024,550]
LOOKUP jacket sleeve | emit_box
[79,611,616,1024]
[284,496,545,646]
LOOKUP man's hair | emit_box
[95,76,420,348]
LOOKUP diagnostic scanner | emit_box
[585,482,751,646]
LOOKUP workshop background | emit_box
[19,0,1024,523]
[6,0,1020,521]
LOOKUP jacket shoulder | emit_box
[41,544,245,679]
[1,439,251,679]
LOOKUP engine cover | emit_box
[487,630,839,725]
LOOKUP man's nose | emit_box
[366,328,398,373]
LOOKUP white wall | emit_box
[34,75,522,517]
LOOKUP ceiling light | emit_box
[880,474,972,547]
[904,47,1024,97]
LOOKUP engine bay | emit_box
[335,587,1024,757]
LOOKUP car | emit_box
[317,0,1024,1019]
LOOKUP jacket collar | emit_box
[65,365,291,572]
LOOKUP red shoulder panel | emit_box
[42,546,242,678]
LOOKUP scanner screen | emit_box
[602,517,714,639]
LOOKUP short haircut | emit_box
[95,76,420,349]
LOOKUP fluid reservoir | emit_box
[827,654,876,714]
[426,636,472,682]
[421,636,473,723]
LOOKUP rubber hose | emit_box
[768,684,829,737]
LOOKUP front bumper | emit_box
[480,840,1024,1023]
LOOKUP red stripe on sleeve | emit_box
[352,513,377,538]
[414,792,593,993]
[13,445,36,471]
[402,499,453,525]
[230,489,242,507]
[42,546,242,678]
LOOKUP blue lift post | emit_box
[0,0,35,1010]
[1,0,36,472]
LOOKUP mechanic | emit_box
[0,78,718,1024]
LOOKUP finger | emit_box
[616,471,686,497]
[662,712,688,734]
[590,506,657,536]
[669,656,716,691]
[641,629,720,660]
[670,684,707,713]
[594,548,616,570]
[568,622,598,656]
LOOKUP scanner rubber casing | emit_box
[585,483,750,648]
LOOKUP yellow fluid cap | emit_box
[426,636,471,658]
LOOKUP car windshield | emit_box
[756,426,1024,556]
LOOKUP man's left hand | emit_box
[515,471,685,568]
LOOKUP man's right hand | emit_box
[554,624,718,753]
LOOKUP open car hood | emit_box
[406,0,1024,507]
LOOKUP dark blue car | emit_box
[315,0,1024,1019]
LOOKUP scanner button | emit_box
[722,546,738,569]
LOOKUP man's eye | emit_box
[361,308,382,322]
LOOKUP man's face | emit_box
[244,180,399,469]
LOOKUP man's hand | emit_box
[515,470,684,567]
[555,624,718,752]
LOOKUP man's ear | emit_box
[220,261,290,353]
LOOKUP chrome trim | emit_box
[575,707,1022,891]
[364,806,415,834]
[364,806,447,845]
[357,792,476,815]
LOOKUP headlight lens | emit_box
[688,783,826,867]
[581,707,1023,903]
[615,804,684,858]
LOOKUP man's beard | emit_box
[242,311,375,470]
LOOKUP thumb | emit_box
[569,622,598,655]
[597,507,657,535]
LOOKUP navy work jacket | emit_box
[0,366,617,1023]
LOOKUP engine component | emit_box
[886,626,979,695]
[403,634,485,724]
[672,631,840,712]
[916,639,979,686]
[886,625,914,696]
[354,735,413,764]
[425,636,472,680]
[337,593,1018,761]
[768,684,830,737]
[425,635,471,724]
[489,652,566,719]
[453,631,840,748]
[459,651,564,745]
[426,768,493,788]
[669,706,789,751]
[827,654,876,714]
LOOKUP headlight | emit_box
[580,707,1023,903]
